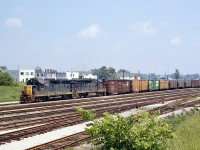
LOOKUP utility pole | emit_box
[122,69,125,79]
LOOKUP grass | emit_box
[0,83,25,102]
[167,109,200,150]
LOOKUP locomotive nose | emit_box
[24,85,32,96]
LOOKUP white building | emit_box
[6,69,35,82]
[82,73,97,79]
[66,71,79,80]
[35,72,45,79]
[78,71,97,79]
[56,71,79,80]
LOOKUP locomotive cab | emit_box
[20,78,44,103]
[22,85,38,95]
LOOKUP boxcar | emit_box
[169,80,178,89]
[184,80,192,88]
[191,80,199,88]
[177,79,185,88]
[160,80,169,90]
[131,80,148,92]
[148,80,160,91]
[104,79,131,95]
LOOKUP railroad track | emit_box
[1,89,198,118]
[0,89,199,132]
[0,90,200,145]
[26,96,200,150]
[0,88,197,112]
[26,132,89,150]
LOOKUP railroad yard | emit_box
[1,1,200,149]
[0,88,200,150]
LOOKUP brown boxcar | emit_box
[191,80,199,88]
[184,80,191,88]
[177,79,185,88]
[131,80,148,92]
[160,80,169,90]
[104,79,131,95]
[169,80,178,89]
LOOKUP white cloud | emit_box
[78,24,100,38]
[132,22,155,36]
[5,18,23,28]
[170,36,181,45]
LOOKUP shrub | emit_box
[76,107,96,121]
[77,109,175,150]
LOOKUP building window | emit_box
[41,74,43,77]
[31,72,34,75]
[26,72,29,75]
[26,78,28,81]
[37,74,39,77]
[12,73,15,75]
[21,72,24,75]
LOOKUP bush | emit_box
[76,107,96,121]
[0,72,17,86]
[165,108,199,127]
[77,109,175,150]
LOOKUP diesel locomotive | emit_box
[20,78,105,103]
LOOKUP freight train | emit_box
[20,78,200,103]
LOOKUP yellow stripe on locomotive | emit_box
[23,85,33,96]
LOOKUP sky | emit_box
[0,0,200,74]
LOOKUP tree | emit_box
[35,66,42,73]
[91,66,117,79]
[0,66,7,71]
[77,109,175,150]
[175,69,180,79]
[0,72,17,86]
[108,67,117,79]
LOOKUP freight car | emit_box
[177,79,185,88]
[184,80,192,88]
[191,79,199,88]
[131,80,148,92]
[148,80,160,91]
[169,80,178,89]
[104,79,131,95]
[160,80,169,90]
[20,78,105,103]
